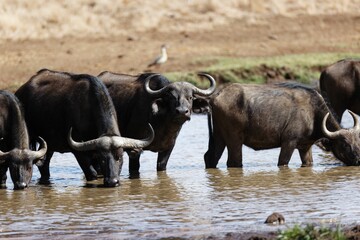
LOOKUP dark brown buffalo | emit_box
[320,59,360,122]
[0,90,47,189]
[15,69,153,187]
[98,71,215,175]
[204,82,360,168]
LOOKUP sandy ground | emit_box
[1,13,360,91]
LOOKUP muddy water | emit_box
[1,113,360,239]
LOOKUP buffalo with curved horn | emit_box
[98,71,216,176]
[205,82,360,168]
[0,90,47,189]
[15,69,153,187]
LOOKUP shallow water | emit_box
[1,113,360,239]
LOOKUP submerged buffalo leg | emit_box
[0,164,7,187]
[129,153,141,178]
[298,146,313,167]
[157,147,174,171]
[278,141,296,166]
[37,151,53,183]
[73,152,98,181]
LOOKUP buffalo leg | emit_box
[37,151,54,183]
[91,157,104,178]
[227,143,243,167]
[204,143,226,168]
[73,152,98,181]
[204,127,226,168]
[0,164,7,187]
[128,154,141,178]
[298,146,313,167]
[157,146,174,171]
[225,129,243,167]
[278,142,296,166]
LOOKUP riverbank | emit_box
[1,14,360,91]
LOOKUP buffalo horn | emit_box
[145,74,168,97]
[68,124,154,151]
[0,137,47,162]
[322,112,342,139]
[112,123,154,149]
[348,110,360,131]
[30,136,48,160]
[191,73,216,96]
[68,128,112,151]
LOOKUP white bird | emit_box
[147,44,168,68]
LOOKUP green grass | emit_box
[202,53,360,71]
[277,224,346,240]
[164,53,360,87]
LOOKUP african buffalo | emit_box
[98,71,216,175]
[0,90,47,189]
[204,82,360,168]
[320,59,360,122]
[15,69,153,187]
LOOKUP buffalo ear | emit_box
[192,97,210,114]
[315,138,332,152]
[151,99,166,115]
[33,157,45,167]
[0,150,8,165]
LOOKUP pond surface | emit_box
[1,113,360,239]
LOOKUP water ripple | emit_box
[1,114,360,238]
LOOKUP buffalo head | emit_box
[0,137,47,189]
[322,110,360,165]
[67,124,154,187]
[145,73,216,123]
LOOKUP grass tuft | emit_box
[277,224,346,240]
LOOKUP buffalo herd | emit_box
[1,58,360,190]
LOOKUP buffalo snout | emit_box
[175,107,191,120]
[104,177,120,187]
[14,181,27,190]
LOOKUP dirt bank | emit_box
[1,13,360,91]
[1,1,360,91]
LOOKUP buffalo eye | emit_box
[26,163,32,171]
[341,142,352,153]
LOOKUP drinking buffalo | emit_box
[320,59,360,122]
[98,72,216,175]
[204,82,360,168]
[0,90,47,189]
[15,69,153,187]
